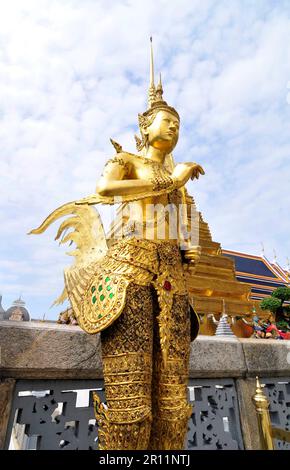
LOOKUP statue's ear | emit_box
[138,113,147,132]
[134,134,144,152]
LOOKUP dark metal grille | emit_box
[5,378,244,450]
[5,380,105,450]
[186,378,244,450]
[261,377,290,450]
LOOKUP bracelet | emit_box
[150,162,179,191]
[151,174,174,191]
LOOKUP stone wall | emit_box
[0,321,290,449]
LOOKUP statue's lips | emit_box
[155,132,176,141]
[165,131,176,137]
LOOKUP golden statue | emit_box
[30,39,204,450]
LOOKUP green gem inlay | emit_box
[109,292,114,299]
[91,286,96,293]
[106,285,112,291]
[98,314,102,319]
[100,294,105,301]
[105,276,110,283]
[92,296,97,304]
[98,285,103,292]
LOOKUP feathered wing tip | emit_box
[51,286,68,307]
[29,200,108,312]
[28,201,79,235]
[29,201,107,259]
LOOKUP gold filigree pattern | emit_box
[97,286,153,449]
[103,155,130,176]
[94,387,152,451]
[148,409,192,450]
[95,279,192,450]
[150,160,175,191]
[79,272,130,333]
[76,238,193,341]
[152,268,174,366]
[152,243,188,364]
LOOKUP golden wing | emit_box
[29,201,107,311]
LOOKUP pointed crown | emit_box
[141,37,179,122]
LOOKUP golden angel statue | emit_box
[30,40,204,450]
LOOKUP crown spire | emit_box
[148,37,156,108]
[156,72,163,101]
[139,37,179,125]
[150,37,154,87]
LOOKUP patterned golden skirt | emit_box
[88,237,199,450]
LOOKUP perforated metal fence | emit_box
[5,377,290,450]
[5,380,105,450]
[261,377,290,450]
[4,378,246,450]
[187,378,244,450]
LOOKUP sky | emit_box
[1,0,290,320]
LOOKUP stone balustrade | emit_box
[0,321,290,450]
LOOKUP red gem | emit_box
[163,280,172,291]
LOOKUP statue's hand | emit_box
[189,163,205,180]
[76,194,103,205]
[172,162,205,187]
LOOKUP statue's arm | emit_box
[77,157,205,206]
[97,156,205,197]
[97,178,154,197]
[171,162,205,186]
[96,155,154,197]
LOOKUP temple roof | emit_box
[3,297,30,321]
[222,250,289,300]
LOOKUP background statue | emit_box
[30,40,204,450]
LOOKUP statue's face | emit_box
[145,110,179,152]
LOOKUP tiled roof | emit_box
[222,250,289,300]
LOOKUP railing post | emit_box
[252,376,274,450]
[0,378,16,449]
